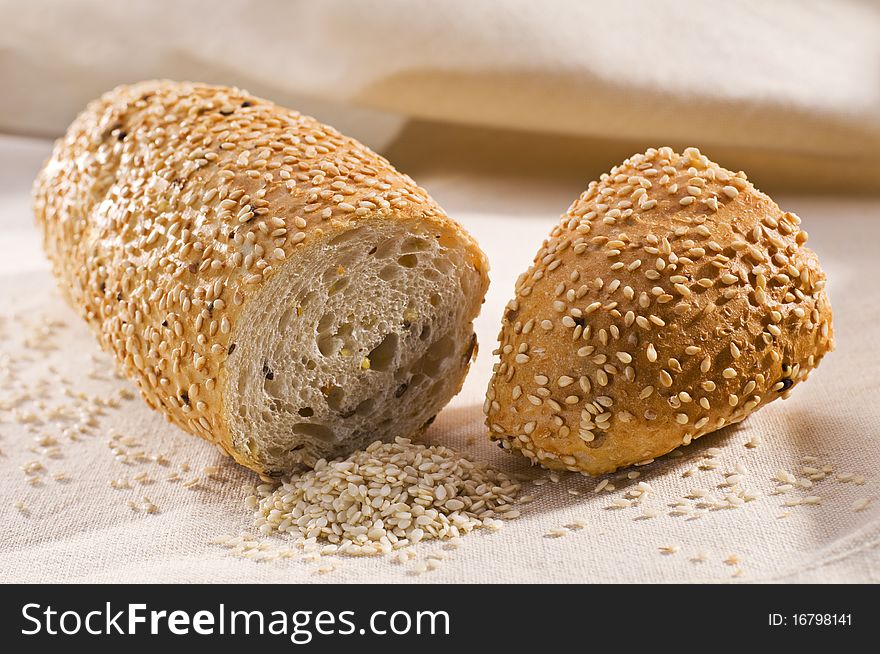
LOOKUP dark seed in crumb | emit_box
[116,131,127,141]
[241,101,253,107]
[227,343,236,355]
[778,378,793,391]
[161,319,168,327]
[463,333,478,363]
[395,383,408,398]
[338,408,356,418]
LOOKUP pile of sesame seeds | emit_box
[238,436,521,557]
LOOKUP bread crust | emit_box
[33,80,488,475]
[485,147,833,475]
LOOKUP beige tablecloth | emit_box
[2,0,880,192]
[1,131,878,583]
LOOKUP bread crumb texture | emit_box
[485,146,833,474]
[33,80,487,475]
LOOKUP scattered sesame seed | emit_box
[852,498,871,512]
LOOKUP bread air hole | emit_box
[378,264,400,281]
[318,335,340,357]
[367,333,399,372]
[432,257,453,274]
[410,372,427,387]
[279,306,297,331]
[398,254,418,268]
[401,236,430,252]
[292,422,335,443]
[355,398,375,415]
[327,225,365,246]
[266,446,286,459]
[317,311,335,333]
[317,320,354,357]
[410,336,455,378]
[328,277,349,295]
[372,238,399,259]
[325,385,345,412]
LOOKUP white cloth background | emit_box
[2,0,879,191]
[0,0,879,582]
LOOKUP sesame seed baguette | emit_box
[485,147,833,475]
[33,80,488,477]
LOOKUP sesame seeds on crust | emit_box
[485,147,834,475]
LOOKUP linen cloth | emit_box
[1,0,879,191]
[1,132,878,583]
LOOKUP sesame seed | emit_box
[545,527,568,538]
[852,498,871,512]
[722,186,739,198]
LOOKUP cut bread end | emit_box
[225,218,484,474]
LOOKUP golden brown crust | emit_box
[33,80,488,475]
[484,147,833,475]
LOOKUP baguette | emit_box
[34,80,489,476]
[485,147,833,474]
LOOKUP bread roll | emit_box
[34,80,488,476]
[485,147,833,475]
